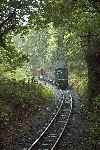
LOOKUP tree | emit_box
[0,0,42,39]
[1,0,100,110]
[0,0,39,71]
[70,0,100,110]
[37,0,100,110]
[0,0,74,72]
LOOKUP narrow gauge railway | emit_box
[28,90,73,150]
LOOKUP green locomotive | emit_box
[54,61,68,90]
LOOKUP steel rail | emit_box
[28,90,64,150]
[28,90,73,150]
[51,92,73,150]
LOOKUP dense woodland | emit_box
[0,0,100,149]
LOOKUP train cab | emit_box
[54,61,68,90]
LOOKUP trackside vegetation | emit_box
[0,77,53,126]
[0,0,100,149]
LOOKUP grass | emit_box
[0,76,53,127]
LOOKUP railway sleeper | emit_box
[57,120,66,123]
[64,100,71,104]
[61,109,70,114]
[59,115,68,119]
[44,137,56,143]
[58,115,69,121]
[38,147,49,150]
[41,142,54,149]
[53,122,65,129]
[42,143,49,147]
[48,133,58,138]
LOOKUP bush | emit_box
[0,77,53,126]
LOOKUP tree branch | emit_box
[0,10,16,30]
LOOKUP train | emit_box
[54,61,68,90]
[32,61,68,90]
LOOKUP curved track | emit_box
[28,89,73,150]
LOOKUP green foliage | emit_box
[0,77,53,126]
[0,98,13,126]
[14,28,49,70]
[86,95,100,149]
[0,0,46,74]
[14,68,27,80]
[38,85,53,99]
[0,1,100,149]
[94,95,100,110]
[69,73,88,95]
[0,0,42,37]
[0,33,29,75]
[0,77,53,105]
[0,1,100,148]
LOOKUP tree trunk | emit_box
[86,34,100,110]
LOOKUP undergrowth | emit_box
[0,77,53,127]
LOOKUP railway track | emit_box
[28,89,73,150]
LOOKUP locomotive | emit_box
[34,61,68,90]
[54,61,68,90]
